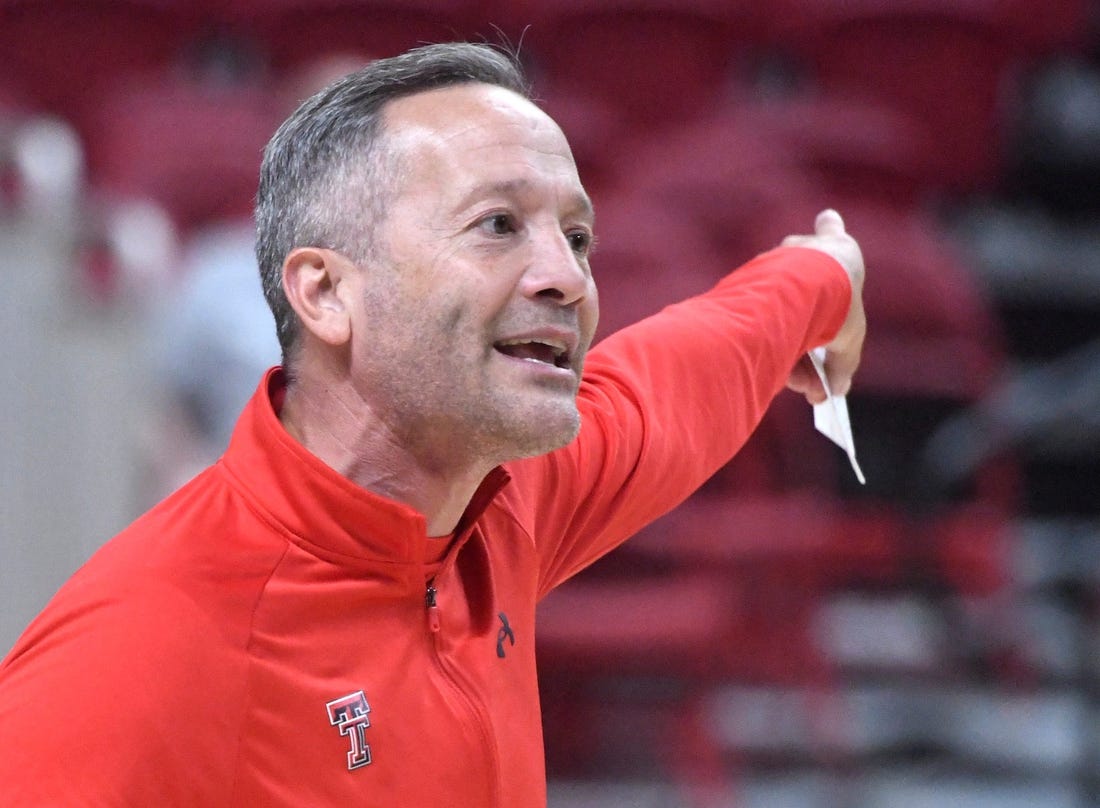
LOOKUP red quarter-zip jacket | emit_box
[0,246,850,806]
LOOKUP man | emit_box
[0,43,864,805]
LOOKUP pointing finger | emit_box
[814,209,845,237]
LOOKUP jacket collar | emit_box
[221,368,510,568]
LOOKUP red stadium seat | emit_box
[83,77,284,233]
[538,493,848,795]
[514,0,765,132]
[702,390,836,498]
[585,192,728,342]
[932,503,1013,598]
[629,492,906,597]
[0,84,28,119]
[222,0,493,71]
[535,90,626,199]
[611,121,822,260]
[537,573,742,798]
[709,96,937,211]
[838,203,1005,400]
[609,98,938,262]
[0,0,205,129]
[769,0,1092,192]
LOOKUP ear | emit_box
[282,247,354,347]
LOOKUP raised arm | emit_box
[504,211,866,596]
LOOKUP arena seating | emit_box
[0,0,206,131]
[767,0,1091,193]
[3,3,1094,804]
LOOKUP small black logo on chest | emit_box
[496,612,516,658]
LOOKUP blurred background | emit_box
[1,1,1099,805]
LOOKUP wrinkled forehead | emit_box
[378,83,583,192]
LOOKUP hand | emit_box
[781,209,866,404]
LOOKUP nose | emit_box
[519,228,593,308]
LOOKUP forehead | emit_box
[379,83,588,211]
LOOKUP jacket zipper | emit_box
[423,576,501,805]
[425,580,441,633]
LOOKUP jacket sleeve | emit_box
[503,246,853,599]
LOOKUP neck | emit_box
[278,371,490,537]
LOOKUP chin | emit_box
[500,407,581,461]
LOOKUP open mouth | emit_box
[494,338,571,370]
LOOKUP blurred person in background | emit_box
[148,53,372,494]
[0,42,865,806]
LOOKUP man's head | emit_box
[255,43,531,367]
[257,43,599,469]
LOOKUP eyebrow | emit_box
[458,178,595,222]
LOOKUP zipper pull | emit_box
[425,581,441,633]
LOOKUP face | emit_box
[342,83,598,472]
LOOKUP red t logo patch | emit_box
[326,690,372,770]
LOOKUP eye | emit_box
[479,212,517,237]
[566,229,594,257]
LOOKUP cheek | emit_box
[425,300,492,365]
[440,305,464,337]
[581,283,600,343]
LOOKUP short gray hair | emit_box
[255,42,530,366]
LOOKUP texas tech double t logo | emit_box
[326,691,372,770]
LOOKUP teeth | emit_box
[497,337,567,357]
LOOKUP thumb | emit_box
[815,208,846,238]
